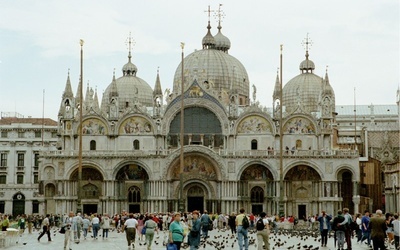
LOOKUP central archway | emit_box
[186,184,206,213]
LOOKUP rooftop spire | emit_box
[62,69,74,99]
[273,69,281,99]
[213,4,231,53]
[93,86,100,112]
[153,67,163,96]
[109,69,118,98]
[302,33,313,60]
[299,33,315,73]
[122,33,138,76]
[202,5,216,49]
[126,32,135,62]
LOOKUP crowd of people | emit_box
[1,208,399,250]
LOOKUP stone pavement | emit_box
[5,227,375,250]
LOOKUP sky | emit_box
[0,0,398,120]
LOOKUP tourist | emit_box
[355,213,362,243]
[63,211,74,250]
[37,214,52,242]
[332,210,346,250]
[101,213,111,239]
[200,210,211,238]
[144,214,158,249]
[360,210,371,247]
[236,208,249,250]
[82,215,91,240]
[137,214,145,241]
[317,210,332,247]
[72,212,83,242]
[228,212,237,234]
[339,208,352,250]
[386,212,394,246]
[123,213,138,249]
[393,214,399,250]
[369,209,387,250]
[188,210,201,250]
[18,214,26,234]
[1,214,9,231]
[92,213,100,239]
[169,212,185,250]
[256,212,270,250]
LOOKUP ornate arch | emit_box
[235,113,275,135]
[237,160,277,181]
[74,115,109,135]
[335,164,358,182]
[162,99,229,135]
[173,179,216,200]
[117,114,156,135]
[282,114,319,135]
[161,146,226,180]
[113,160,152,180]
[67,161,106,181]
[284,160,324,180]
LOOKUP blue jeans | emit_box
[336,231,345,248]
[103,228,109,238]
[361,231,371,245]
[92,224,100,238]
[237,226,249,250]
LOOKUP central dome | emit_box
[173,49,249,101]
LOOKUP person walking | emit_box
[18,214,26,235]
[37,214,52,242]
[91,214,100,239]
[342,208,353,250]
[333,210,346,250]
[72,212,83,243]
[101,213,111,239]
[63,211,74,250]
[123,213,138,249]
[369,210,387,250]
[144,214,158,249]
[188,210,201,250]
[360,210,372,247]
[169,213,185,250]
[256,212,270,250]
[228,212,237,235]
[393,214,399,250]
[82,215,91,240]
[200,210,211,238]
[236,208,249,250]
[355,213,362,243]
[317,210,332,247]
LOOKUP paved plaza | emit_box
[4,227,378,250]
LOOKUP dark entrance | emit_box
[298,205,306,220]
[83,204,98,214]
[129,204,140,213]
[12,193,25,216]
[187,197,204,213]
[252,205,263,215]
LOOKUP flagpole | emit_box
[279,44,284,216]
[77,39,84,214]
[179,42,185,212]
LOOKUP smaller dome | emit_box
[202,23,215,49]
[214,25,231,52]
[122,56,138,76]
[299,59,315,71]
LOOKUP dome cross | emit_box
[301,33,313,59]
[214,4,225,28]
[125,32,136,61]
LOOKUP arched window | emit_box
[90,140,96,150]
[133,140,140,150]
[128,186,141,203]
[251,139,258,150]
[251,186,264,203]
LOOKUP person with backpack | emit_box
[200,210,211,239]
[317,210,332,247]
[256,212,270,250]
[236,208,249,250]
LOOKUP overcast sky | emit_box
[0,0,398,120]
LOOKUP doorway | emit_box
[187,197,204,213]
[129,204,140,213]
[83,204,98,215]
[298,204,306,220]
[252,205,263,215]
[13,193,25,216]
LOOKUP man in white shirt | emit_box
[123,213,138,249]
[393,214,399,250]
[63,211,74,250]
[37,214,52,242]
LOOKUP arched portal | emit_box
[185,183,208,213]
[284,165,321,220]
[13,192,25,216]
[70,167,104,214]
[338,169,354,213]
[240,164,274,215]
[127,186,141,213]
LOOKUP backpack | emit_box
[256,218,265,231]
[242,215,250,229]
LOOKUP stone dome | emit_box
[101,57,153,112]
[173,49,249,99]
[214,25,231,52]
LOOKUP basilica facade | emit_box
[37,18,398,218]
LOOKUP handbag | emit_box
[141,226,146,234]
[166,243,177,250]
[59,226,66,234]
